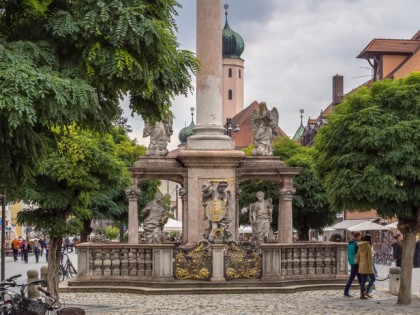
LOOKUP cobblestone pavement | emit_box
[60,290,420,315]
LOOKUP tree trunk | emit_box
[46,237,62,299]
[298,226,310,241]
[80,219,92,243]
[397,230,415,305]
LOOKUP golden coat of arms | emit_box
[205,199,227,222]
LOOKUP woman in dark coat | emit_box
[414,240,420,268]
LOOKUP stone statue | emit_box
[251,102,279,156]
[143,113,173,156]
[142,192,168,243]
[249,191,273,244]
[202,180,232,243]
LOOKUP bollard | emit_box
[40,266,48,287]
[388,266,401,295]
[27,270,40,299]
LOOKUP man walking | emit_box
[11,237,20,262]
[392,233,403,267]
[344,231,362,297]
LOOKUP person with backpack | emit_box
[343,231,362,297]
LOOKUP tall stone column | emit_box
[125,186,140,244]
[179,187,188,244]
[188,0,233,150]
[278,177,295,244]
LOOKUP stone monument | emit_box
[142,192,168,243]
[251,102,279,156]
[249,191,273,244]
[143,113,173,156]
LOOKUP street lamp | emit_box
[1,195,6,281]
[225,118,240,137]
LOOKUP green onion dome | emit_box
[222,7,244,59]
[178,109,195,144]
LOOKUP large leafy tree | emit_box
[274,137,334,240]
[315,72,420,305]
[0,0,198,195]
[239,138,333,240]
[18,125,134,296]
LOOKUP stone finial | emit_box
[27,270,40,299]
[251,102,279,156]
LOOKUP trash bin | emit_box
[388,266,401,295]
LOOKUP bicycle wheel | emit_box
[68,262,77,277]
[59,265,66,282]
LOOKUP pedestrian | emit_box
[343,231,362,297]
[11,237,20,262]
[357,234,376,299]
[33,239,40,263]
[45,237,49,262]
[414,240,420,268]
[38,237,45,257]
[392,233,403,267]
[20,239,31,263]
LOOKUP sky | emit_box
[123,0,420,150]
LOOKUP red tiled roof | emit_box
[357,39,420,59]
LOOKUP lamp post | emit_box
[225,118,240,137]
[1,195,6,281]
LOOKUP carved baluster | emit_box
[286,248,293,276]
[315,248,325,274]
[89,250,94,276]
[138,249,146,277]
[281,248,287,276]
[293,248,300,275]
[111,249,121,276]
[120,248,129,276]
[129,248,138,276]
[93,251,103,276]
[323,247,332,274]
[300,248,308,275]
[308,248,315,275]
[145,249,152,277]
[102,249,112,276]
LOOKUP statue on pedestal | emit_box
[251,102,279,156]
[142,192,168,243]
[143,113,173,156]
[202,180,232,243]
[249,191,273,244]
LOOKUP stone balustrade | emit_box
[77,243,175,281]
[76,242,347,282]
[261,242,348,281]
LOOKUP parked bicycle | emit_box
[59,252,77,282]
[0,274,48,315]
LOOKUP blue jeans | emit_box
[360,273,376,295]
[344,264,360,295]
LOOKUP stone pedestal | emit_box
[211,244,226,282]
[177,150,245,244]
[389,267,401,295]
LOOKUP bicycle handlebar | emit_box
[37,286,52,297]
[5,274,21,282]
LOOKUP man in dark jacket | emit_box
[392,234,403,267]
[344,231,362,297]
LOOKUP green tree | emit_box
[315,72,420,305]
[239,138,333,240]
[0,0,198,195]
[17,125,132,297]
[274,137,333,240]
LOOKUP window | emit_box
[239,69,241,78]
[228,68,232,77]
[228,89,233,100]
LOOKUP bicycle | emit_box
[0,274,48,315]
[37,287,85,315]
[59,252,77,282]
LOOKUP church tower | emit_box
[222,4,245,123]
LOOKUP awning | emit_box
[347,221,391,231]
[330,219,375,230]
[163,218,182,233]
[385,221,398,229]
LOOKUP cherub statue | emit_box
[143,113,173,156]
[251,102,279,156]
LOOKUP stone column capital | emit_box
[279,187,295,201]
[125,187,140,201]
[179,187,188,199]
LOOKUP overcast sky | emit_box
[123,0,419,150]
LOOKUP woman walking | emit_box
[357,234,376,299]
